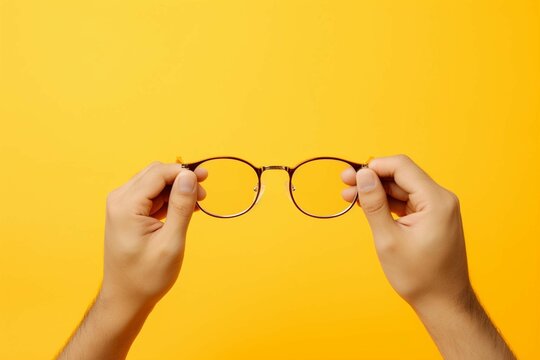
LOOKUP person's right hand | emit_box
[341,154,471,310]
[101,161,207,311]
[57,162,208,360]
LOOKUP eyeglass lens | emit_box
[291,159,356,217]
[194,158,259,217]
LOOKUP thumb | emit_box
[356,168,395,236]
[163,170,198,239]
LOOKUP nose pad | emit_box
[254,183,266,204]
[283,181,294,194]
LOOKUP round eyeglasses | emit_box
[176,156,368,219]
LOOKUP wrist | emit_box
[57,288,156,360]
[98,282,159,314]
[409,285,516,359]
[95,287,156,336]
[410,284,477,322]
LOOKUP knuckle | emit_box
[440,189,460,212]
[170,199,194,218]
[448,191,460,208]
[376,238,398,254]
[159,241,184,260]
[396,154,412,163]
[106,191,118,207]
[362,196,387,215]
[144,161,163,173]
[106,190,124,217]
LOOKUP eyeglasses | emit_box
[176,156,369,219]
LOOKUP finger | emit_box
[381,180,409,202]
[194,167,208,182]
[341,185,358,203]
[152,203,203,221]
[197,183,206,201]
[151,206,169,221]
[132,163,184,202]
[341,166,357,186]
[131,161,206,187]
[162,170,198,240]
[356,168,396,236]
[387,197,409,217]
[149,186,172,215]
[127,161,163,186]
[368,155,438,196]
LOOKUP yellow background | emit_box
[1,1,539,359]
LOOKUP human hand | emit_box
[100,161,207,310]
[57,161,208,359]
[341,154,470,310]
[341,155,516,359]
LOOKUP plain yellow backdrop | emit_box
[1,1,538,359]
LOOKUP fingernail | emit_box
[178,171,196,194]
[357,169,376,192]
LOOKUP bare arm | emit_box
[414,287,515,359]
[342,154,515,359]
[57,293,153,360]
[57,162,207,359]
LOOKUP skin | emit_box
[57,162,207,360]
[341,155,515,359]
[57,155,516,359]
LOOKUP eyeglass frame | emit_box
[176,156,369,219]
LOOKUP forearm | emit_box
[57,291,154,360]
[413,287,515,360]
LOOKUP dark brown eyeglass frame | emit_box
[176,156,368,219]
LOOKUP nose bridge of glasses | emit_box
[259,165,291,197]
[261,165,290,172]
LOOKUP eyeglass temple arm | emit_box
[351,163,368,171]
[175,156,200,171]
[349,156,374,171]
[353,157,396,182]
